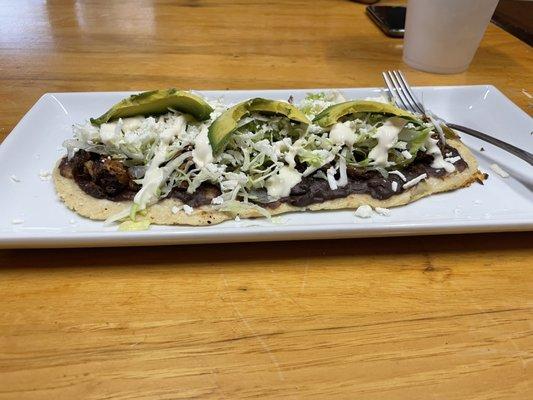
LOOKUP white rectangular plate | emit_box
[1,86,532,248]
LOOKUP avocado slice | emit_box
[313,100,416,128]
[90,88,213,126]
[208,98,310,153]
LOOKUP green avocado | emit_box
[90,88,213,126]
[208,98,310,153]
[313,100,416,127]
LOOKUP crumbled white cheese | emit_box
[375,207,391,216]
[39,170,52,181]
[329,122,356,147]
[403,173,427,189]
[299,90,346,118]
[99,122,119,145]
[265,166,302,198]
[395,141,407,150]
[211,196,224,205]
[401,150,412,160]
[490,163,509,178]
[445,152,453,157]
[171,205,180,214]
[234,215,241,222]
[391,181,398,192]
[10,175,21,183]
[183,204,194,215]
[444,156,461,164]
[364,94,390,104]
[121,116,144,132]
[253,139,278,163]
[354,205,373,219]
[69,219,76,224]
[284,138,304,168]
[11,219,24,225]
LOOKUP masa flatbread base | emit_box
[53,138,484,226]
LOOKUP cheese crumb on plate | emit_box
[490,163,509,178]
[39,170,52,181]
[375,207,391,216]
[355,205,373,219]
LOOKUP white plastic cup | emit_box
[403,0,500,74]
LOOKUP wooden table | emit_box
[1,1,531,399]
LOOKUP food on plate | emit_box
[53,89,485,227]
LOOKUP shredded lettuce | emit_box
[118,219,151,231]
[299,90,346,118]
[66,91,445,227]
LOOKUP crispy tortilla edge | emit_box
[53,138,484,225]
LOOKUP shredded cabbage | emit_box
[66,90,445,226]
[299,91,346,118]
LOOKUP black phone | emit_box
[366,5,406,38]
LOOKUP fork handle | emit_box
[447,123,533,166]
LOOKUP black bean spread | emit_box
[59,146,467,208]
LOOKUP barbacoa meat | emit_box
[59,150,139,201]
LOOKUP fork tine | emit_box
[392,70,420,114]
[387,71,417,114]
[381,72,395,104]
[383,71,410,111]
[395,71,426,115]
[382,71,404,108]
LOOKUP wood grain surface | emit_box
[0,1,532,399]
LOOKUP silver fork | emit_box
[382,70,533,166]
